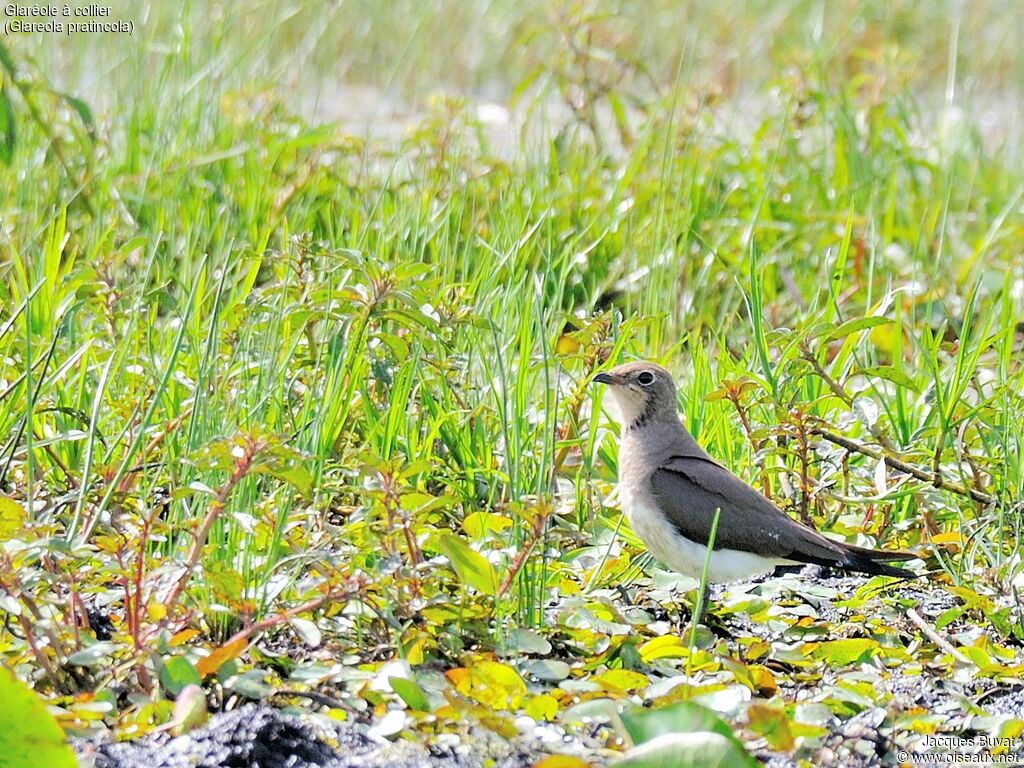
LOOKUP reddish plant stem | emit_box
[67,579,83,651]
[499,507,552,597]
[17,613,61,688]
[726,392,771,497]
[214,578,365,651]
[379,470,422,567]
[113,544,135,642]
[792,411,814,526]
[159,437,262,627]
[127,505,160,650]
[0,561,68,685]
[31,426,77,488]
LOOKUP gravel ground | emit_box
[73,704,614,768]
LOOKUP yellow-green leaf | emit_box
[390,676,431,712]
[0,667,76,768]
[452,661,526,710]
[639,635,688,662]
[806,638,876,666]
[964,646,992,669]
[525,693,559,722]
[0,497,27,540]
[745,702,795,751]
[439,534,499,595]
[463,511,513,538]
[594,668,649,693]
[824,316,892,342]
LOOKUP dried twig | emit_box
[812,427,996,506]
[906,607,972,666]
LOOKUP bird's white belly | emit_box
[623,493,783,583]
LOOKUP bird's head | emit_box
[592,361,678,430]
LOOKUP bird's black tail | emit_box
[840,543,918,579]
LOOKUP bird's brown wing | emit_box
[648,453,850,566]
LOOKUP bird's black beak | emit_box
[592,372,617,386]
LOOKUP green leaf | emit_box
[224,669,274,699]
[389,676,431,711]
[935,607,964,630]
[807,638,876,665]
[0,667,76,768]
[171,684,209,735]
[507,628,552,655]
[160,656,202,696]
[206,563,244,603]
[260,462,313,495]
[617,732,759,768]
[618,696,733,745]
[859,365,920,391]
[522,659,570,682]
[824,316,892,342]
[620,698,735,745]
[439,534,499,595]
[257,439,314,494]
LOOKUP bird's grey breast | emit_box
[617,429,657,510]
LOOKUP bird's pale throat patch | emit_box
[625,397,658,432]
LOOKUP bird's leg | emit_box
[674,583,710,633]
[692,583,734,639]
[615,583,633,606]
[673,596,688,634]
[693,582,710,625]
[662,587,686,633]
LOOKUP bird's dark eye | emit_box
[637,371,655,386]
